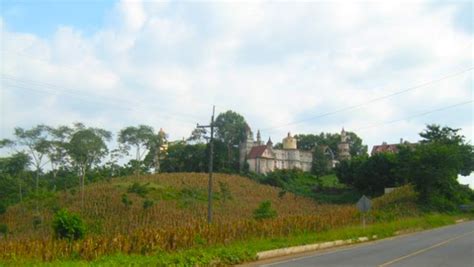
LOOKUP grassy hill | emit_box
[0,173,420,263]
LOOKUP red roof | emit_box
[248,145,268,159]
[371,142,417,155]
[371,144,400,155]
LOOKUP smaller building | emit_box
[371,138,416,156]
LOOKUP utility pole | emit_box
[197,105,215,224]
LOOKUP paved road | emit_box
[259,221,474,267]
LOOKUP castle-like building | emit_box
[239,126,351,174]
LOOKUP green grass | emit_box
[6,213,471,267]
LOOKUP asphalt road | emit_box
[258,221,474,267]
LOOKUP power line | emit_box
[260,66,473,132]
[355,100,473,131]
[1,78,203,126]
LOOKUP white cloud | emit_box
[0,1,472,185]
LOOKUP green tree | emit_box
[52,209,86,241]
[0,152,31,212]
[143,128,168,173]
[118,125,155,175]
[45,125,73,182]
[296,131,367,157]
[253,200,277,220]
[406,125,474,210]
[12,125,50,196]
[214,111,248,171]
[67,125,111,208]
[311,146,330,177]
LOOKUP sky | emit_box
[0,0,473,186]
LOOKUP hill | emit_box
[0,173,419,263]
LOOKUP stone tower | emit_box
[282,132,297,150]
[239,125,255,170]
[338,128,351,161]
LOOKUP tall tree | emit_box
[0,152,31,209]
[67,125,111,208]
[311,146,330,177]
[144,128,168,173]
[45,125,73,181]
[12,125,50,197]
[214,111,247,170]
[118,125,155,175]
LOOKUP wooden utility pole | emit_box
[197,105,215,224]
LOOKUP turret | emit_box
[256,130,262,145]
[338,127,351,161]
[266,137,273,148]
[282,132,297,150]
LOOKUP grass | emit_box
[6,213,471,267]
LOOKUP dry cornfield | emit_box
[0,173,413,261]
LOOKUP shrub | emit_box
[253,200,277,220]
[122,194,133,207]
[0,224,8,238]
[32,215,42,230]
[127,182,150,198]
[0,203,6,215]
[52,209,86,241]
[218,181,233,203]
[143,199,154,209]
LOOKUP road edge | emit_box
[255,218,469,261]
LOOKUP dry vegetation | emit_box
[0,173,416,261]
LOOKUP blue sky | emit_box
[0,0,473,186]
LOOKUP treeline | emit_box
[0,109,370,213]
[336,125,474,211]
[0,111,250,212]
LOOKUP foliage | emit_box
[311,146,331,177]
[52,209,86,241]
[142,199,154,210]
[218,181,233,203]
[118,125,155,174]
[295,131,367,157]
[0,224,7,239]
[67,125,111,208]
[214,110,248,170]
[253,201,277,220]
[127,182,151,198]
[121,194,132,207]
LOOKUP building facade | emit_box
[239,129,312,174]
[240,126,352,174]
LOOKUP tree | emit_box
[118,125,155,175]
[253,200,277,220]
[187,127,208,144]
[296,131,367,157]
[0,152,31,210]
[67,126,111,208]
[214,111,248,171]
[12,125,50,196]
[406,124,474,210]
[45,126,73,182]
[311,146,330,177]
[52,209,86,241]
[143,128,168,173]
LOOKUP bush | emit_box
[0,203,6,215]
[143,199,154,209]
[52,209,86,241]
[122,194,133,207]
[32,215,42,230]
[0,224,8,238]
[127,182,150,198]
[253,200,277,220]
